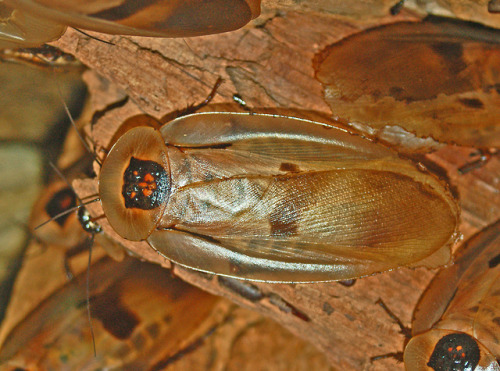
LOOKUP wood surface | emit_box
[52,4,500,370]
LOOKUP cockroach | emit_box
[314,16,500,150]
[30,179,125,268]
[0,0,261,48]
[374,219,500,370]
[404,219,500,370]
[96,112,460,282]
[0,256,222,369]
[0,45,82,70]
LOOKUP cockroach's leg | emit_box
[369,298,410,363]
[160,77,223,123]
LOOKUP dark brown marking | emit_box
[489,253,500,268]
[489,0,500,12]
[430,42,466,76]
[45,187,77,227]
[279,162,300,173]
[493,317,500,327]
[270,200,299,237]
[344,313,355,322]
[122,157,169,210]
[218,276,264,302]
[91,286,139,340]
[323,302,334,315]
[458,98,484,109]
[390,0,406,15]
[468,305,480,313]
[389,86,406,101]
[268,293,310,322]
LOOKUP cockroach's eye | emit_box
[45,187,77,227]
[122,157,169,210]
[99,127,170,241]
[427,333,480,371]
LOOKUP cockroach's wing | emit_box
[6,0,261,38]
[145,113,459,282]
[315,17,500,148]
[412,220,500,335]
[0,257,220,369]
[0,2,66,48]
[404,220,500,371]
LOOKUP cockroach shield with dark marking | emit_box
[99,113,460,282]
[404,219,500,371]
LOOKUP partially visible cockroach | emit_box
[374,219,500,370]
[314,16,500,151]
[95,111,460,282]
[0,256,222,369]
[0,45,83,70]
[0,0,261,48]
[30,179,125,269]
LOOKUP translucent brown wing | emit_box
[315,17,500,148]
[412,220,500,335]
[140,113,460,282]
[4,0,261,42]
[0,3,66,48]
[0,257,220,369]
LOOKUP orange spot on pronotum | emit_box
[144,173,154,182]
[143,189,153,197]
[60,195,72,209]
[130,191,136,199]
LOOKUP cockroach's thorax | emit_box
[77,207,102,234]
[122,157,169,210]
[45,188,77,227]
[427,333,480,371]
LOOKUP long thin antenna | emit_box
[74,28,116,46]
[54,75,102,166]
[48,161,84,203]
[86,234,96,357]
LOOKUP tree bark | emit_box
[53,6,500,370]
